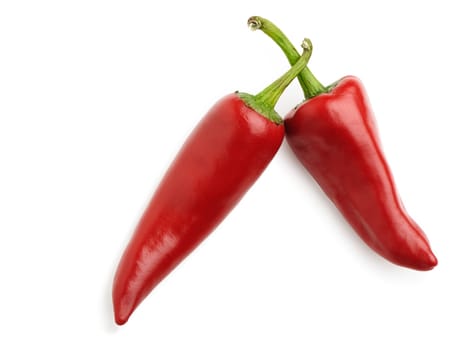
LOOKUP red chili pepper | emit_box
[112,41,311,325]
[249,16,437,271]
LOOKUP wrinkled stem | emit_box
[248,16,327,99]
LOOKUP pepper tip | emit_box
[113,292,135,326]
[114,314,129,326]
[426,252,438,270]
[113,304,132,326]
[412,250,438,271]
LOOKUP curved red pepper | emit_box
[112,43,311,325]
[250,16,437,270]
[285,76,437,270]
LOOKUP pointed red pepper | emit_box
[249,16,437,270]
[112,41,311,325]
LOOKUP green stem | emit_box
[239,39,312,124]
[254,38,312,108]
[248,16,327,100]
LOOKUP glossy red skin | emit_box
[285,76,437,270]
[113,93,284,325]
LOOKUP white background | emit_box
[1,0,462,348]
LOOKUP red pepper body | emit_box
[113,93,284,325]
[285,76,437,270]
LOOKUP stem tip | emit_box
[247,16,262,31]
[301,38,313,51]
